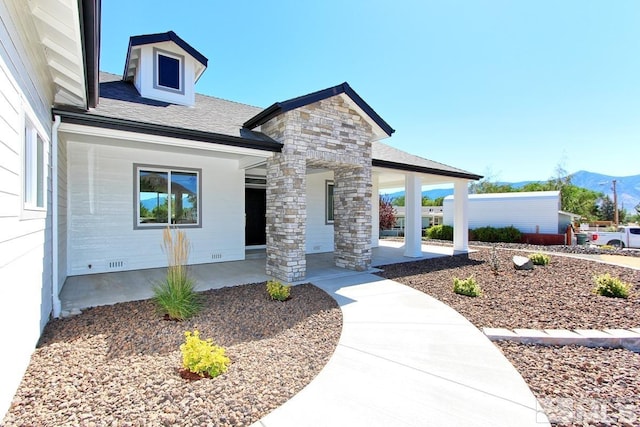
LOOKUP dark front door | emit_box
[245,188,266,246]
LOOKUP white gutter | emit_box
[51,115,62,318]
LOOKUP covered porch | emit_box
[59,240,458,314]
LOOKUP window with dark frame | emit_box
[157,53,180,90]
[137,167,200,228]
[326,181,334,223]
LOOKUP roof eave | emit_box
[52,108,283,153]
[372,159,483,181]
[243,82,395,137]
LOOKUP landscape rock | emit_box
[513,255,534,270]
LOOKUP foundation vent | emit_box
[108,260,126,269]
[212,253,222,260]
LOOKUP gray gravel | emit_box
[377,247,640,426]
[4,244,640,426]
[2,283,341,427]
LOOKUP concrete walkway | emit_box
[252,274,549,427]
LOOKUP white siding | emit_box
[66,141,246,276]
[0,4,54,418]
[305,171,334,253]
[443,192,560,234]
[134,42,197,106]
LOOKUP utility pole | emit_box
[612,180,618,226]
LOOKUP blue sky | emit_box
[100,1,640,183]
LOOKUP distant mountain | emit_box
[382,171,640,211]
[570,170,640,211]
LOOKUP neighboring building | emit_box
[443,191,577,234]
[0,1,481,417]
[385,206,443,235]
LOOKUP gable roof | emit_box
[243,82,395,138]
[372,142,482,180]
[123,31,208,83]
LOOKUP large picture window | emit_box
[135,165,201,228]
[326,180,334,224]
[24,120,46,209]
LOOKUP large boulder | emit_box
[513,255,534,270]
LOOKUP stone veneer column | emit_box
[265,153,307,282]
[333,166,372,271]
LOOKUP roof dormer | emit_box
[123,31,208,107]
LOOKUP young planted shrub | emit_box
[593,273,631,299]
[266,279,291,301]
[425,225,454,241]
[488,246,500,275]
[180,330,230,378]
[153,227,202,320]
[529,253,550,266]
[453,276,482,297]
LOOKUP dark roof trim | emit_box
[78,0,101,109]
[52,108,283,153]
[243,82,395,136]
[372,159,483,181]
[128,31,208,67]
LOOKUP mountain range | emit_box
[383,170,640,211]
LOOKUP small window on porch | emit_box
[326,180,334,224]
[136,165,201,228]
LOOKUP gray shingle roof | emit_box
[71,72,480,180]
[372,141,482,180]
[89,72,269,142]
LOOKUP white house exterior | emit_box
[0,2,482,418]
[443,191,568,234]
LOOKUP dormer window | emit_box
[154,48,184,93]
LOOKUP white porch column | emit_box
[371,172,380,248]
[453,180,469,252]
[404,173,423,257]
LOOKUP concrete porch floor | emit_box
[59,240,457,313]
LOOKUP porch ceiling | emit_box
[374,167,464,189]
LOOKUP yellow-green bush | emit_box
[180,330,230,378]
[453,276,482,297]
[528,253,550,266]
[593,273,630,299]
[266,279,291,301]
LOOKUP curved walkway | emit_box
[252,273,549,427]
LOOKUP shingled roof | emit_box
[372,141,482,180]
[54,72,480,180]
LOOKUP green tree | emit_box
[392,195,404,206]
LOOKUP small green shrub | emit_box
[266,280,291,301]
[593,273,630,299]
[180,330,230,378]
[425,225,454,241]
[529,253,550,266]
[453,276,482,297]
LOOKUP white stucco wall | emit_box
[65,141,246,276]
[305,171,335,254]
[443,191,561,234]
[0,3,54,417]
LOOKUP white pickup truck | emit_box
[586,226,640,249]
